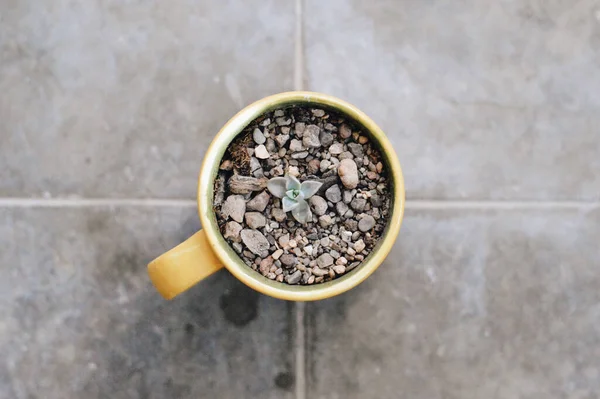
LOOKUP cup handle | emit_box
[148,230,224,299]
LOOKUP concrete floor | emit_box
[1,0,599,398]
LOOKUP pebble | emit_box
[311,109,325,117]
[320,131,334,147]
[267,272,276,280]
[347,143,363,158]
[308,159,321,174]
[329,250,341,259]
[289,239,298,248]
[272,249,284,260]
[304,245,314,256]
[289,139,303,152]
[260,118,271,126]
[275,134,290,147]
[254,145,270,159]
[222,195,246,223]
[343,190,354,203]
[280,254,297,267]
[286,270,302,284]
[329,143,344,155]
[317,253,334,268]
[347,247,356,256]
[253,128,266,144]
[376,162,383,173]
[358,136,369,144]
[350,197,367,212]
[295,122,306,136]
[339,123,352,139]
[232,242,243,253]
[293,247,303,256]
[341,231,352,242]
[353,239,366,253]
[240,229,270,258]
[325,184,342,203]
[291,151,309,159]
[333,265,346,274]
[245,212,266,229]
[272,208,287,222]
[276,117,292,126]
[303,125,321,148]
[352,231,361,241]
[312,267,328,277]
[249,157,263,177]
[259,257,274,275]
[276,274,284,282]
[320,237,330,247]
[318,215,334,228]
[288,166,300,176]
[336,201,349,216]
[339,151,354,160]
[370,194,383,207]
[223,221,242,241]
[309,196,328,216]
[338,159,359,189]
[320,159,332,172]
[367,171,378,180]
[358,215,376,232]
[247,190,270,212]
[308,275,315,284]
[278,234,290,248]
[345,219,358,231]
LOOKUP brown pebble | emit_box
[358,136,369,144]
[333,265,346,274]
[376,162,383,173]
[339,123,352,139]
[276,274,284,282]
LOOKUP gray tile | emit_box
[0,207,294,399]
[305,0,600,200]
[306,208,600,399]
[0,0,294,198]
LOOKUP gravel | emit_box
[214,106,391,286]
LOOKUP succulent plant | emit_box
[267,175,323,224]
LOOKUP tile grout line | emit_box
[0,198,598,209]
[293,1,307,399]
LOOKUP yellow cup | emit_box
[148,91,405,301]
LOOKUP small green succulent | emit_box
[267,175,323,224]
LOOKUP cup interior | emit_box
[198,92,405,301]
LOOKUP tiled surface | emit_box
[307,208,600,399]
[0,207,294,399]
[0,0,294,199]
[305,0,600,200]
[1,0,600,398]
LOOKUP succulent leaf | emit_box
[300,181,322,199]
[291,199,312,224]
[282,196,300,212]
[286,175,301,191]
[267,177,288,198]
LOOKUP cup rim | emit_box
[198,91,405,301]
